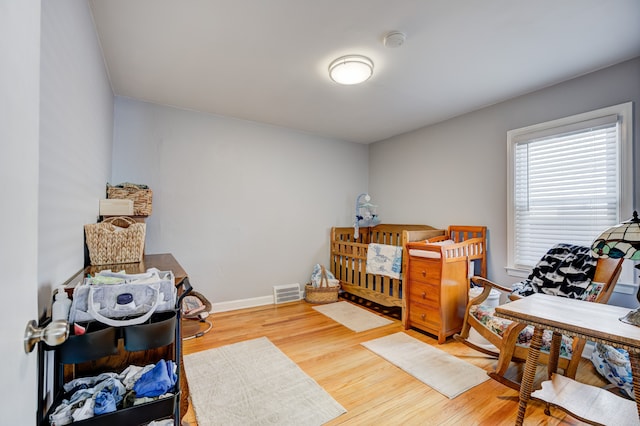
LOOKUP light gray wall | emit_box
[112,98,368,303]
[0,1,41,422]
[38,0,114,314]
[370,57,640,289]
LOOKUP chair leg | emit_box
[453,334,500,358]
[454,304,501,357]
[543,332,562,416]
[565,337,586,379]
[457,312,472,339]
[488,322,527,390]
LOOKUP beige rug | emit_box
[183,337,346,425]
[362,332,489,399]
[312,301,394,332]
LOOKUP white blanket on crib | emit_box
[366,243,402,280]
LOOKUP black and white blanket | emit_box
[511,243,597,299]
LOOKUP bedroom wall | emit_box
[1,1,41,422]
[38,0,114,314]
[370,57,640,295]
[111,98,368,306]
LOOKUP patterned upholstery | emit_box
[470,243,598,357]
[510,243,597,298]
[591,343,634,400]
[470,304,575,357]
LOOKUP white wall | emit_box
[112,98,368,304]
[0,1,41,423]
[38,0,114,313]
[370,57,640,289]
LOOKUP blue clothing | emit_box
[93,377,125,415]
[132,359,177,397]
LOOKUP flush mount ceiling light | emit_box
[328,55,373,85]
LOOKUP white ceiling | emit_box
[89,0,640,144]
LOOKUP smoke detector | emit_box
[383,31,406,48]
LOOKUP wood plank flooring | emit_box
[181,299,613,425]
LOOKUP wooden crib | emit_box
[424,225,488,277]
[330,224,487,325]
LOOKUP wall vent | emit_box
[273,283,302,304]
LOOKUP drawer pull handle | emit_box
[420,313,426,320]
[421,270,426,277]
[421,292,426,299]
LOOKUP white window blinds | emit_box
[511,116,620,268]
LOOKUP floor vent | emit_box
[273,283,302,304]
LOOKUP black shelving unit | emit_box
[38,279,191,426]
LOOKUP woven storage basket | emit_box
[107,184,152,216]
[305,266,339,304]
[84,216,146,265]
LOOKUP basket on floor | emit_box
[305,266,339,304]
[84,216,146,265]
[107,183,153,216]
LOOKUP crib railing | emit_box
[330,224,443,308]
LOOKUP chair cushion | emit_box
[510,243,597,299]
[470,304,574,358]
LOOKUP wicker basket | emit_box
[305,266,340,304]
[84,216,146,265]
[107,184,152,216]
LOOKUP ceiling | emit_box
[88,0,640,144]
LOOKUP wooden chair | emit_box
[454,243,623,390]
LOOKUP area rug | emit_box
[183,337,346,426]
[361,332,489,399]
[312,301,394,332]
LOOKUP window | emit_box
[507,102,633,277]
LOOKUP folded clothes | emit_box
[52,361,175,425]
[132,359,177,397]
[147,419,175,426]
[63,372,118,393]
[51,376,124,425]
[119,364,155,390]
[93,378,125,415]
[50,396,90,426]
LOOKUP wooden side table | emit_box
[494,294,640,425]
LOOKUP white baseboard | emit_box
[613,281,637,295]
[211,295,274,313]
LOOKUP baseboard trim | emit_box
[613,282,637,295]
[211,295,274,313]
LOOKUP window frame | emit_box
[506,102,634,278]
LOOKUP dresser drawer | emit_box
[408,259,441,284]
[408,303,441,329]
[408,281,439,304]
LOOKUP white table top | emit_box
[494,293,640,352]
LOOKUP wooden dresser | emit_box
[404,244,469,344]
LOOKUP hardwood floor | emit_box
[181,299,611,425]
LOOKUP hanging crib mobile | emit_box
[354,193,381,238]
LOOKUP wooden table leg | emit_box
[516,326,543,426]
[543,331,562,416]
[629,350,640,422]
